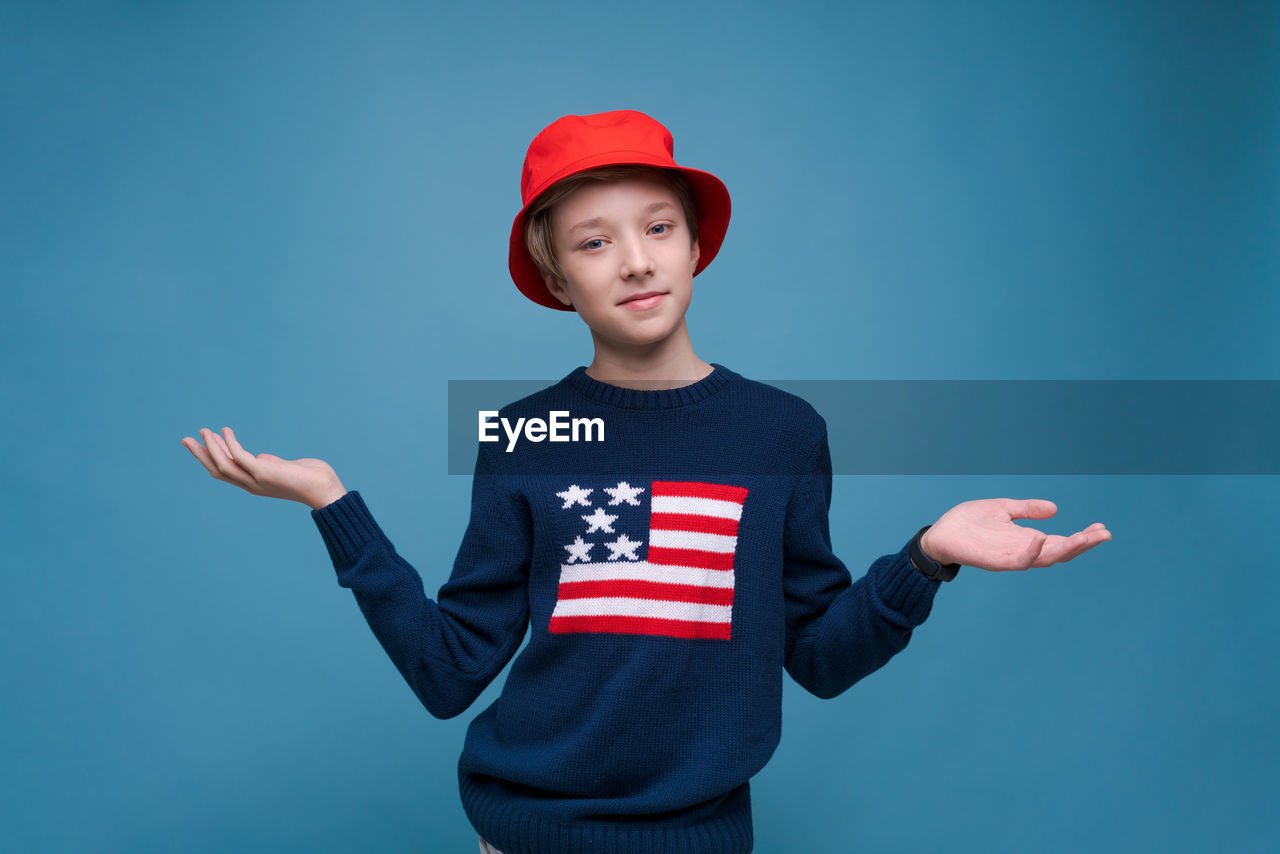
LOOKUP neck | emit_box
[585,323,711,390]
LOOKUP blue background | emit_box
[3,1,1277,851]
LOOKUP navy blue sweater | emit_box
[311,363,941,854]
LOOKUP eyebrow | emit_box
[567,200,675,235]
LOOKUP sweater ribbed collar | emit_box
[564,362,736,410]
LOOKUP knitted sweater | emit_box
[311,363,942,854]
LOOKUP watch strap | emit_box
[910,524,960,582]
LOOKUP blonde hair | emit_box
[523,165,699,285]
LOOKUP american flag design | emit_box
[548,480,750,641]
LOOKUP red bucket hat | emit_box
[508,110,732,311]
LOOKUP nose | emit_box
[618,236,656,280]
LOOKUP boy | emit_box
[182,109,1110,854]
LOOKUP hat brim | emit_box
[508,157,731,311]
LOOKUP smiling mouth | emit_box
[619,291,666,308]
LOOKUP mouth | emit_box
[619,291,666,310]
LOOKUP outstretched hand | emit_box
[919,498,1110,572]
[181,427,347,510]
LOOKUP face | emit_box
[543,176,700,355]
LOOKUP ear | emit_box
[542,271,575,307]
[689,236,701,274]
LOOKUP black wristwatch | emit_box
[909,525,960,582]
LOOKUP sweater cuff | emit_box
[310,490,388,568]
[873,540,942,627]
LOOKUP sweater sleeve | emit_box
[310,443,532,719]
[782,426,941,699]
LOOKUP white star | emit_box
[581,506,618,533]
[563,536,594,564]
[556,484,593,509]
[604,534,643,561]
[604,480,645,506]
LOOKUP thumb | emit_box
[1004,498,1057,520]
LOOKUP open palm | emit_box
[181,427,347,510]
[921,498,1110,572]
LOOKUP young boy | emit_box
[182,109,1110,854]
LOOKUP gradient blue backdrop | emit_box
[3,1,1277,852]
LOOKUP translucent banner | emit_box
[447,380,1279,475]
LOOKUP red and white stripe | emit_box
[549,481,748,640]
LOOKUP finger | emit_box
[202,428,254,486]
[221,427,259,477]
[1018,530,1048,569]
[1056,523,1107,556]
[1039,528,1110,566]
[1028,534,1068,567]
[1057,534,1103,564]
[182,436,223,479]
[1068,526,1111,547]
[1077,527,1112,556]
[1003,498,1057,521]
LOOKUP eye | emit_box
[650,223,670,235]
[583,238,604,250]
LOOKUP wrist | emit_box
[919,526,945,565]
[306,481,348,511]
[909,525,960,582]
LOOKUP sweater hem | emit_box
[459,772,755,854]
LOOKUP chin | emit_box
[599,322,683,351]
